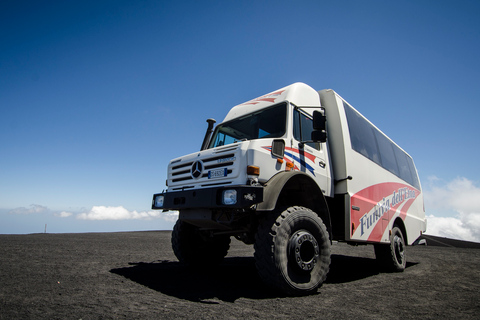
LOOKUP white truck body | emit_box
[158,82,426,244]
[152,82,426,295]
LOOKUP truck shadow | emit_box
[110,255,417,302]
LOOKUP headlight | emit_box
[222,189,237,205]
[154,195,164,208]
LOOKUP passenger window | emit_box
[375,130,399,175]
[344,101,421,190]
[393,145,414,186]
[344,103,381,166]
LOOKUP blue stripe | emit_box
[284,151,316,176]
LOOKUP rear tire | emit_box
[374,226,406,272]
[254,206,331,296]
[171,219,231,267]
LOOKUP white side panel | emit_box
[319,89,349,194]
[325,91,426,244]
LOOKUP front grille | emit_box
[169,149,238,186]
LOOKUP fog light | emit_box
[222,189,237,205]
[154,195,164,208]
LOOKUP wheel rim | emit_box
[289,230,320,272]
[393,233,405,265]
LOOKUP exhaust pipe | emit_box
[200,118,216,150]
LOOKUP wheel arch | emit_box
[393,217,408,244]
[257,171,332,238]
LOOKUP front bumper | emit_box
[151,185,264,210]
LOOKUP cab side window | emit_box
[293,109,320,150]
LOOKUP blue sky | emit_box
[1,1,480,241]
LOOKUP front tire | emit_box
[171,219,231,267]
[254,206,331,296]
[374,225,406,272]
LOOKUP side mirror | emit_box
[311,110,327,143]
[313,110,326,131]
[311,130,327,142]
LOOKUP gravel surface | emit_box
[1,231,479,319]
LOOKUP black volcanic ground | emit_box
[1,231,479,319]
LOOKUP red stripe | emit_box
[351,182,420,241]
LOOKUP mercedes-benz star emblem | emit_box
[191,161,203,178]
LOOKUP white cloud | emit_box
[76,206,178,222]
[424,177,480,242]
[55,211,73,218]
[162,210,179,222]
[425,177,480,214]
[8,204,48,215]
[425,214,480,242]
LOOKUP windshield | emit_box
[208,102,287,148]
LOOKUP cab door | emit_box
[291,108,332,196]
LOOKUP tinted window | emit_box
[393,145,414,185]
[406,155,421,189]
[293,109,320,150]
[344,102,420,189]
[209,103,287,148]
[344,103,381,165]
[375,130,399,175]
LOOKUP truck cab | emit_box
[154,83,332,234]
